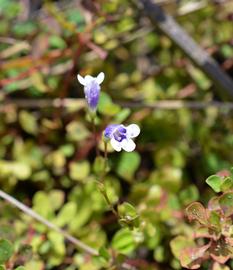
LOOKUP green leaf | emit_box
[14,267,25,270]
[221,177,233,192]
[69,199,92,231]
[209,211,221,231]
[118,202,138,219]
[0,265,5,270]
[49,190,65,211]
[93,156,106,176]
[153,246,165,262]
[0,239,14,264]
[49,35,66,49]
[111,228,136,255]
[98,92,120,116]
[19,111,38,135]
[170,236,195,259]
[219,192,233,217]
[206,175,222,193]
[185,202,207,225]
[47,232,65,256]
[55,202,77,227]
[118,202,139,228]
[33,191,53,219]
[66,122,90,142]
[12,21,37,37]
[179,185,199,205]
[69,161,90,182]
[116,152,141,181]
[98,247,110,262]
[113,108,131,123]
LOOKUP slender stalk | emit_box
[98,141,119,218]
[100,186,119,218]
[0,190,98,256]
[90,114,100,156]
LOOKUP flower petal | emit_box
[110,138,122,152]
[77,74,86,85]
[96,72,105,84]
[121,139,136,152]
[84,75,94,84]
[104,124,119,139]
[126,124,140,138]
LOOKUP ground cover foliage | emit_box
[0,0,233,269]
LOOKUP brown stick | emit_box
[139,0,233,99]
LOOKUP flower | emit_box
[77,72,105,111]
[104,124,140,152]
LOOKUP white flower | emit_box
[77,72,105,111]
[104,124,140,152]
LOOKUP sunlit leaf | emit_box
[206,175,222,193]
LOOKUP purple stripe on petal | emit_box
[84,80,100,110]
[104,124,119,139]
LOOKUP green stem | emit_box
[91,113,100,157]
[98,142,119,217]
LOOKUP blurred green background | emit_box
[0,0,233,269]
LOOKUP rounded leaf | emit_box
[0,239,14,264]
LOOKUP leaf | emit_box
[113,108,131,123]
[118,202,139,228]
[24,260,44,270]
[33,191,53,219]
[186,202,207,225]
[170,236,195,259]
[116,152,141,181]
[220,177,233,192]
[111,228,136,255]
[48,231,65,256]
[219,192,233,217]
[49,190,65,211]
[12,162,31,180]
[98,247,110,263]
[30,73,48,93]
[55,202,77,227]
[69,161,90,182]
[213,262,230,270]
[0,239,14,264]
[210,239,231,264]
[208,197,221,211]
[17,244,33,263]
[206,175,222,193]
[118,202,138,220]
[209,211,221,231]
[98,92,120,116]
[69,199,92,231]
[19,111,38,135]
[12,21,37,37]
[66,122,90,142]
[180,243,210,269]
[14,267,25,270]
[93,156,106,176]
[49,35,66,49]
[179,185,199,205]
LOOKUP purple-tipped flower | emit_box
[77,72,105,111]
[104,124,140,152]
